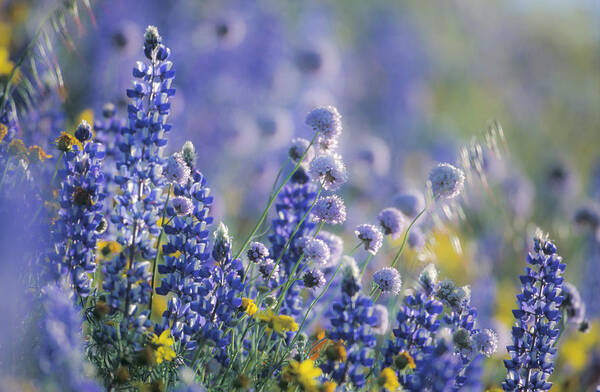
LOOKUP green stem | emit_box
[149,183,172,316]
[233,133,319,260]
[459,353,479,375]
[359,254,374,278]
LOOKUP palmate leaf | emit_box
[0,0,95,118]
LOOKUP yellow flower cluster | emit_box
[240,297,258,316]
[378,367,401,391]
[255,309,298,334]
[150,329,176,364]
[281,359,322,392]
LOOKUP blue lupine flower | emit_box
[105,25,176,334]
[267,171,318,315]
[314,195,347,225]
[48,139,105,300]
[355,224,383,255]
[155,167,213,349]
[308,154,348,191]
[429,163,465,200]
[322,266,377,388]
[383,265,443,387]
[502,230,566,392]
[377,207,405,238]
[373,267,402,295]
[74,120,93,143]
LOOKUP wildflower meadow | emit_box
[0,1,599,391]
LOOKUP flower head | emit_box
[55,132,80,152]
[302,237,330,266]
[289,137,315,164]
[164,153,191,185]
[317,231,343,267]
[240,297,258,316]
[393,191,425,218]
[181,141,196,168]
[378,368,400,392]
[355,224,383,255]
[314,195,346,225]
[436,279,471,310]
[377,207,405,238]
[561,282,586,325]
[305,106,342,139]
[150,329,176,364]
[308,154,348,191]
[373,267,402,295]
[247,241,270,263]
[282,359,323,391]
[429,163,465,200]
[258,258,280,281]
[27,145,52,163]
[255,309,298,334]
[393,351,416,371]
[303,269,326,289]
[472,328,498,357]
[74,120,93,143]
[172,196,194,216]
[372,304,389,335]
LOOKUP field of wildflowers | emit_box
[0,0,599,391]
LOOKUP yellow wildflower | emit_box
[0,123,7,143]
[378,367,400,391]
[255,309,298,334]
[319,381,337,392]
[282,359,322,392]
[55,132,81,152]
[0,47,14,76]
[240,297,257,316]
[27,145,52,163]
[8,139,27,156]
[150,329,176,364]
[97,240,122,260]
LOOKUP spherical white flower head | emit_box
[247,241,270,263]
[377,207,405,238]
[472,328,498,357]
[258,258,280,281]
[181,141,196,167]
[289,138,315,164]
[373,267,402,295]
[302,269,326,290]
[164,153,191,185]
[562,282,586,325]
[302,238,330,266]
[305,105,342,139]
[172,196,194,216]
[341,255,360,279]
[354,224,383,255]
[393,191,425,218]
[308,154,348,191]
[419,263,438,288]
[317,231,344,267]
[429,163,465,200]
[314,195,347,225]
[371,304,389,335]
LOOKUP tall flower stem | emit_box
[233,133,318,260]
